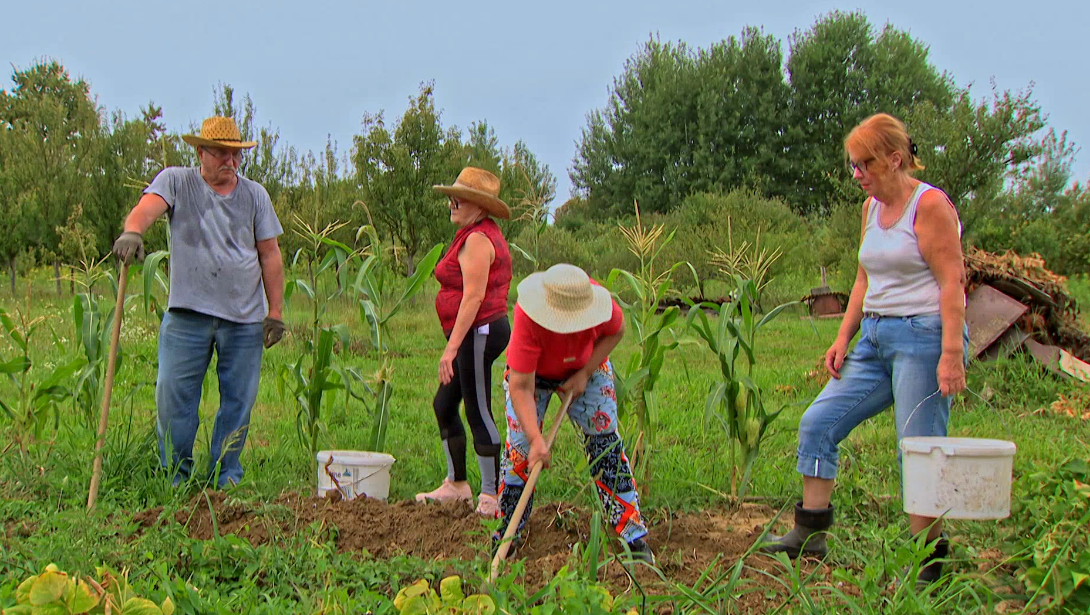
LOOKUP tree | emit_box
[208,83,298,203]
[905,83,1047,236]
[0,60,103,291]
[352,83,463,274]
[571,37,699,218]
[785,11,953,215]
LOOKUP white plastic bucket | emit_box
[900,437,1016,520]
[316,450,396,501]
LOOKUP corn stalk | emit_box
[607,201,697,492]
[686,276,799,502]
[708,217,783,309]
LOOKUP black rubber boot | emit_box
[915,534,949,588]
[625,537,655,565]
[760,502,835,558]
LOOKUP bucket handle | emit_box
[902,385,1013,441]
[323,457,389,499]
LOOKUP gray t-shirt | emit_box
[144,167,283,324]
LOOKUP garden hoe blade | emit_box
[488,391,574,583]
[87,262,129,511]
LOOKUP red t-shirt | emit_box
[506,284,623,380]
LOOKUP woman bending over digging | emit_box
[762,113,968,588]
[493,263,653,563]
[416,168,513,518]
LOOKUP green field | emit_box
[1,268,1088,614]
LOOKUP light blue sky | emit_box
[4,0,1086,207]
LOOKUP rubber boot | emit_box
[760,502,834,558]
[914,534,949,588]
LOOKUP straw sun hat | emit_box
[517,264,613,334]
[433,167,511,220]
[182,116,257,149]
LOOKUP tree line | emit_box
[3,10,1086,297]
[564,11,1081,242]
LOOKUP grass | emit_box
[1,268,1088,613]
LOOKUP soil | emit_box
[130,491,842,612]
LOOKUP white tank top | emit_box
[859,182,957,316]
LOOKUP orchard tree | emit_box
[353,82,463,274]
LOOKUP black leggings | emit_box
[432,316,510,492]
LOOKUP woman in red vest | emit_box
[416,167,513,518]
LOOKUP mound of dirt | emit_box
[132,491,831,611]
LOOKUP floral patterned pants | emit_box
[495,360,648,545]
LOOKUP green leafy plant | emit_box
[394,576,496,615]
[4,563,175,615]
[0,305,84,453]
[606,201,696,489]
[66,256,132,430]
[707,216,783,308]
[1011,457,1090,611]
[353,224,444,355]
[280,217,368,456]
[685,276,798,502]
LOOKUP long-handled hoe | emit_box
[87,262,130,511]
[488,391,574,584]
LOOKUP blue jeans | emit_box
[796,313,969,480]
[156,309,264,487]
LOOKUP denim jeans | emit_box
[156,309,264,487]
[796,313,969,480]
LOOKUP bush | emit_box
[510,225,594,278]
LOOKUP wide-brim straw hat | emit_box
[516,264,613,334]
[182,116,257,149]
[433,167,511,220]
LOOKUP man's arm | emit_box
[257,237,284,320]
[124,193,170,234]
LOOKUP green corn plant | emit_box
[349,219,442,452]
[67,255,134,430]
[685,276,799,502]
[279,217,369,456]
[0,305,85,454]
[606,201,696,491]
[353,223,444,355]
[707,217,783,309]
[507,163,555,267]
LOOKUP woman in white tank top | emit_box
[762,113,969,588]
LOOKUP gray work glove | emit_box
[112,231,145,264]
[263,317,286,348]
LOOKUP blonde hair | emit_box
[844,113,924,175]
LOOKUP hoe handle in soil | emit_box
[489,391,574,582]
[87,262,129,511]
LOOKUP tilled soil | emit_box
[132,491,838,612]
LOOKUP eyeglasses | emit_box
[848,157,876,174]
[449,197,462,210]
[201,146,244,161]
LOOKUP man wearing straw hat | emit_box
[494,263,654,563]
[112,116,285,488]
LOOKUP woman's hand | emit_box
[528,436,551,470]
[438,347,458,385]
[937,352,966,397]
[825,338,851,379]
[559,368,592,401]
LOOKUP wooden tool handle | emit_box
[489,391,574,581]
[87,263,129,511]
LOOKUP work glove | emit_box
[263,317,286,348]
[112,231,145,264]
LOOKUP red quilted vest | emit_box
[434,218,512,334]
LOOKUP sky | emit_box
[3,0,1087,208]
